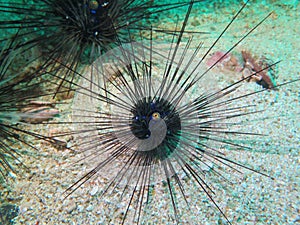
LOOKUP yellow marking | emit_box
[152,112,161,120]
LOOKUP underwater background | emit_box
[0,0,299,224]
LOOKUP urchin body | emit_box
[0,1,194,66]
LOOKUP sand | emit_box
[0,1,299,225]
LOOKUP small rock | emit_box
[90,186,99,196]
[77,205,84,212]
[66,201,77,213]
[86,205,94,211]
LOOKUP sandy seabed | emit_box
[1,1,299,225]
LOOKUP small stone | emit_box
[77,205,84,212]
[90,186,99,196]
[86,205,94,211]
[66,201,77,213]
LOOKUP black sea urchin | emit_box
[0,37,59,183]
[41,1,299,224]
[0,0,200,94]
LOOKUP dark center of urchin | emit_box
[130,97,181,155]
[55,0,116,43]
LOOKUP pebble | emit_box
[90,186,99,196]
[86,205,94,211]
[66,201,77,213]
[77,205,84,212]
